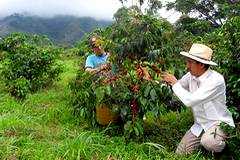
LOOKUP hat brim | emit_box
[180,52,217,66]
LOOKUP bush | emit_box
[0,32,63,99]
[203,16,240,159]
[70,58,183,140]
[69,69,98,126]
[204,16,240,121]
[144,109,193,151]
[70,12,185,139]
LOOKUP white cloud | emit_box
[0,0,124,20]
[0,0,180,22]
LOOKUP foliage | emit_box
[70,57,183,139]
[0,3,239,158]
[119,0,162,15]
[144,109,193,150]
[69,70,98,126]
[166,0,240,27]
[0,57,239,159]
[78,11,179,70]
[203,16,240,121]
[0,32,63,99]
[110,9,189,77]
[72,5,240,157]
[145,0,162,15]
[175,15,215,36]
[200,17,240,159]
[219,122,240,159]
[110,12,173,61]
[76,28,106,57]
[75,12,201,137]
[72,10,186,139]
[78,10,184,71]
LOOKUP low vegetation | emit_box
[0,57,218,159]
[0,55,238,159]
[0,1,239,159]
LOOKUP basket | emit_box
[96,103,119,125]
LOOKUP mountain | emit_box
[0,13,113,46]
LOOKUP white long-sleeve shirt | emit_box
[172,69,235,137]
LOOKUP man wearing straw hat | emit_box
[160,43,235,155]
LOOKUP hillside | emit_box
[0,13,112,46]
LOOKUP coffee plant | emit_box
[0,32,63,99]
[202,16,240,159]
[70,11,186,139]
[204,16,240,121]
[70,60,179,139]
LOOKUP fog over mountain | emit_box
[0,0,180,46]
[0,0,122,46]
[0,13,112,46]
[0,0,123,21]
[0,0,180,22]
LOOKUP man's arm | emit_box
[172,77,224,107]
[85,67,101,72]
[85,63,111,73]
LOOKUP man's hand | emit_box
[100,63,111,71]
[136,66,151,81]
[160,72,178,85]
[85,63,111,73]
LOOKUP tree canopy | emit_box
[166,0,240,27]
[119,0,162,15]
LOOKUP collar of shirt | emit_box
[192,69,212,85]
[97,52,107,57]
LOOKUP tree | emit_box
[175,15,215,35]
[113,6,130,22]
[166,0,240,27]
[119,0,162,15]
[204,17,240,120]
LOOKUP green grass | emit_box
[0,58,215,160]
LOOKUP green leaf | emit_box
[124,121,132,131]
[150,88,157,101]
[134,127,139,136]
[144,85,151,97]
[112,104,120,113]
[140,97,147,106]
[94,87,105,103]
[106,85,111,95]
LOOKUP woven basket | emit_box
[96,103,119,125]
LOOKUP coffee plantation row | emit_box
[0,11,239,159]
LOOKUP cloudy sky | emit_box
[0,0,180,22]
[0,0,123,20]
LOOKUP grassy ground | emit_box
[0,58,215,160]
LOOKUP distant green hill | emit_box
[0,13,112,46]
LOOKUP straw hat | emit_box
[180,44,217,65]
